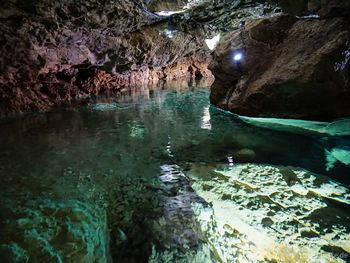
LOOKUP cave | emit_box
[0,0,350,262]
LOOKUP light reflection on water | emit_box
[0,85,349,261]
[0,86,349,201]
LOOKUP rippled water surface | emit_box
[0,86,350,262]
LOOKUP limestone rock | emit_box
[269,0,350,18]
[233,148,256,162]
[148,0,191,12]
[0,199,110,263]
[154,164,209,251]
[210,14,350,120]
[188,162,350,262]
[0,0,283,117]
[0,0,213,117]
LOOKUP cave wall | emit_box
[269,0,350,18]
[210,0,350,120]
[3,0,347,120]
[0,0,216,116]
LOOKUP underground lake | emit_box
[1,0,350,261]
[0,86,349,262]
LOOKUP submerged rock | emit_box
[0,199,110,263]
[233,148,256,162]
[236,115,350,137]
[188,162,350,262]
[210,13,350,120]
[150,164,213,260]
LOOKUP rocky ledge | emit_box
[210,8,350,120]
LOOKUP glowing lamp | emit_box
[234,53,243,61]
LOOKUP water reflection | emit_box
[0,85,350,261]
[201,106,211,130]
[0,87,349,201]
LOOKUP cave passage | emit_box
[1,0,350,261]
[0,86,349,262]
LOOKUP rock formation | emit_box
[0,0,216,117]
[0,199,110,262]
[188,162,350,262]
[0,0,281,117]
[1,0,349,119]
[269,0,350,18]
[210,3,350,120]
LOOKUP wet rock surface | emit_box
[148,0,191,12]
[155,165,208,250]
[0,199,110,263]
[0,163,215,263]
[149,164,214,262]
[109,164,215,263]
[210,13,350,120]
[0,0,282,117]
[268,0,350,18]
[188,163,350,262]
[174,0,277,34]
[0,87,349,262]
[0,0,216,117]
[1,0,349,121]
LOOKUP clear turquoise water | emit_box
[0,86,349,261]
[1,86,349,203]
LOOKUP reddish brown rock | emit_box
[0,52,213,116]
[0,0,214,117]
[210,14,350,120]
